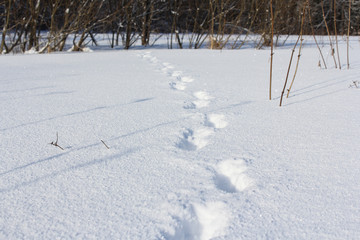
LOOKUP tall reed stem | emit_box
[347,0,351,69]
[279,35,301,107]
[321,0,337,68]
[269,0,274,100]
[307,6,327,69]
[286,0,308,99]
[334,0,341,69]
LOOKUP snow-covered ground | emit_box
[1,37,359,239]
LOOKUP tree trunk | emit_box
[141,0,153,46]
[0,0,12,54]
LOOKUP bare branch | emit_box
[49,132,64,150]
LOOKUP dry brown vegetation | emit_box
[0,0,359,53]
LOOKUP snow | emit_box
[24,47,39,55]
[1,37,360,239]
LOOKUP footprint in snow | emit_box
[162,201,230,240]
[192,91,212,109]
[194,91,212,100]
[168,69,194,84]
[193,201,231,240]
[161,203,200,240]
[177,128,214,151]
[181,76,194,83]
[162,62,175,69]
[205,114,228,129]
[141,51,152,59]
[161,67,174,75]
[140,52,159,64]
[169,72,195,92]
[150,56,159,63]
[162,62,172,66]
[171,70,183,78]
[183,101,196,109]
[175,75,194,84]
[170,82,186,91]
[214,158,254,193]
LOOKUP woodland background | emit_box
[0,0,359,53]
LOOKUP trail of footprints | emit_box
[140,51,253,240]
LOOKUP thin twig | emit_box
[349,81,359,88]
[101,140,110,149]
[50,132,64,150]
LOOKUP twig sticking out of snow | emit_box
[349,81,359,88]
[101,140,110,149]
[50,132,64,150]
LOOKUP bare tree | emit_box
[1,0,360,54]
[0,0,12,53]
[141,0,154,46]
[27,0,42,50]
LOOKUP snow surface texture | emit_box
[1,38,360,239]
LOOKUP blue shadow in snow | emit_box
[0,106,107,132]
[0,98,246,183]
[132,97,154,103]
[0,152,68,177]
[0,97,154,132]
[0,86,55,94]
[285,88,347,106]
[288,76,353,97]
[34,91,76,97]
[0,147,140,193]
